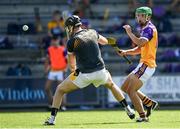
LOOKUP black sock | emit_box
[119,99,128,108]
[51,108,58,116]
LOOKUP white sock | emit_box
[50,115,55,120]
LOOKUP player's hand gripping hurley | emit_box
[107,37,132,65]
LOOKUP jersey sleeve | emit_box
[90,29,99,40]
[141,27,153,41]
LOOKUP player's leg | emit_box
[45,71,57,106]
[132,63,157,118]
[125,74,148,122]
[102,71,135,119]
[121,78,157,117]
[45,79,53,106]
[121,74,131,93]
[137,90,158,117]
[57,71,67,111]
[121,75,147,115]
[52,77,79,109]
[44,71,91,125]
[122,63,157,118]
[44,74,80,125]
[57,80,67,111]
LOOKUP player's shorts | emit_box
[69,68,109,89]
[48,71,64,81]
[131,63,155,84]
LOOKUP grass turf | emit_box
[0,110,180,128]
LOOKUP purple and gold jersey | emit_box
[139,21,158,68]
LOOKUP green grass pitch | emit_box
[0,110,180,128]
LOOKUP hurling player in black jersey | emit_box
[44,15,135,125]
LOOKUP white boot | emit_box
[125,105,135,119]
[44,116,55,125]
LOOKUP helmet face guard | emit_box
[65,25,73,39]
[64,15,82,39]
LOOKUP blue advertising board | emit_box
[0,77,47,107]
[0,77,100,108]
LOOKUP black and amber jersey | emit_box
[67,29,105,73]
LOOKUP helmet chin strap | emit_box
[145,15,149,22]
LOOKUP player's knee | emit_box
[127,88,132,95]
[57,86,66,95]
[127,85,136,96]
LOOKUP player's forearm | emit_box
[68,60,76,72]
[68,54,76,72]
[69,63,76,72]
[127,32,144,47]
[98,35,108,45]
[125,47,141,56]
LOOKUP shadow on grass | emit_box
[70,121,134,126]
[159,120,180,123]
